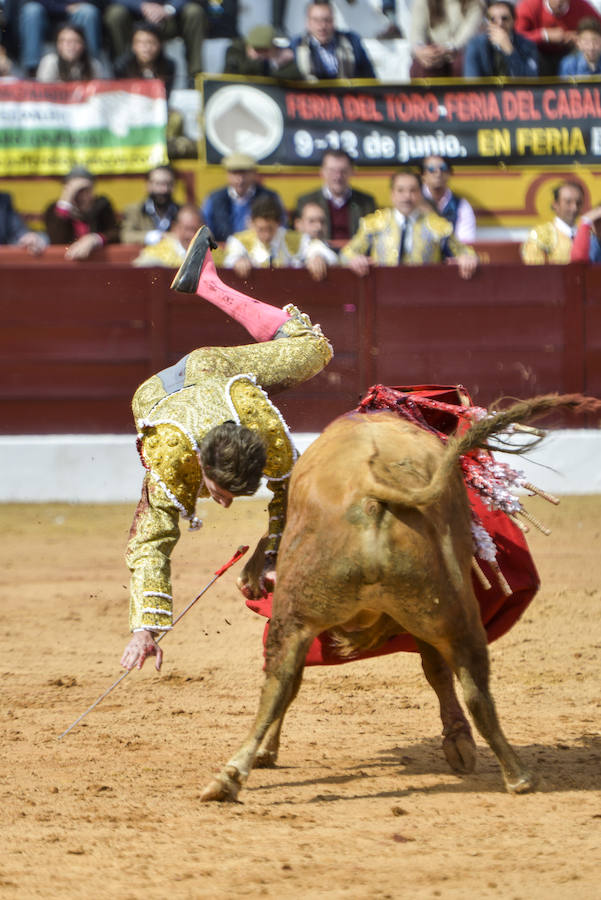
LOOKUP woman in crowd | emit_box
[409,0,485,76]
[114,22,175,98]
[37,23,104,81]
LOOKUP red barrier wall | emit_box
[0,260,597,435]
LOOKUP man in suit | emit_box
[0,192,46,254]
[295,149,376,242]
[201,152,285,243]
[340,169,478,279]
[290,0,376,79]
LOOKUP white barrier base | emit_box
[1,431,599,503]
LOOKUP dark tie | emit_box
[398,221,407,264]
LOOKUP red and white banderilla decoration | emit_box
[58,545,249,740]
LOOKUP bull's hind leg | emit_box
[445,628,535,794]
[201,624,314,802]
[415,639,476,774]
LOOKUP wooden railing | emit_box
[1,257,598,434]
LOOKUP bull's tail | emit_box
[367,393,601,509]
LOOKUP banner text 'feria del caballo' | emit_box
[201,76,601,168]
[0,79,168,176]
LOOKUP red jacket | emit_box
[515,0,601,55]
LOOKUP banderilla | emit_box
[58,544,249,740]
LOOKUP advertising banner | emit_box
[0,79,168,176]
[201,76,601,168]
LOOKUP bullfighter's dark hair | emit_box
[199,421,267,495]
[390,168,422,189]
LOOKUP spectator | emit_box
[223,194,336,282]
[571,203,601,261]
[340,168,478,279]
[114,22,175,95]
[514,0,601,75]
[409,0,484,77]
[420,155,477,243]
[103,0,206,81]
[44,166,119,260]
[224,23,303,79]
[521,179,584,264]
[133,204,203,266]
[37,23,104,81]
[464,0,539,76]
[295,149,376,242]
[290,0,376,80]
[559,16,601,73]
[120,165,180,245]
[201,152,285,243]
[0,191,47,254]
[294,200,340,264]
[294,200,331,242]
[18,0,103,77]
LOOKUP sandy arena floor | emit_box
[1,495,600,899]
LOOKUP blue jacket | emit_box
[290,30,376,80]
[559,52,601,76]
[0,192,28,245]
[201,184,284,243]
[463,31,539,77]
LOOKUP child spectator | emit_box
[223,194,336,282]
[559,16,601,74]
[37,23,104,81]
[133,204,203,266]
[515,0,601,75]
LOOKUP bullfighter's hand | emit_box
[120,630,163,671]
[455,253,478,280]
[306,255,328,281]
[346,254,371,277]
[233,257,253,278]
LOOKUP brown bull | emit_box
[201,394,598,802]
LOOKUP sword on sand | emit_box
[58,545,249,740]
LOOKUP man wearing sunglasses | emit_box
[420,155,477,244]
[464,0,539,77]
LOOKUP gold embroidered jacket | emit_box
[520,221,573,265]
[339,207,475,266]
[126,310,332,633]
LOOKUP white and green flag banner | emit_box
[0,79,169,176]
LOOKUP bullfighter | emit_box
[120,226,332,672]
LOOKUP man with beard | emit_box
[120,165,180,246]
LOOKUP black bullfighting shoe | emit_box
[170,225,218,293]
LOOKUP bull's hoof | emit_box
[200,765,243,803]
[254,748,278,769]
[505,770,537,794]
[442,727,477,774]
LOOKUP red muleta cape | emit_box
[246,385,540,666]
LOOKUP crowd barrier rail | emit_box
[1,254,599,434]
